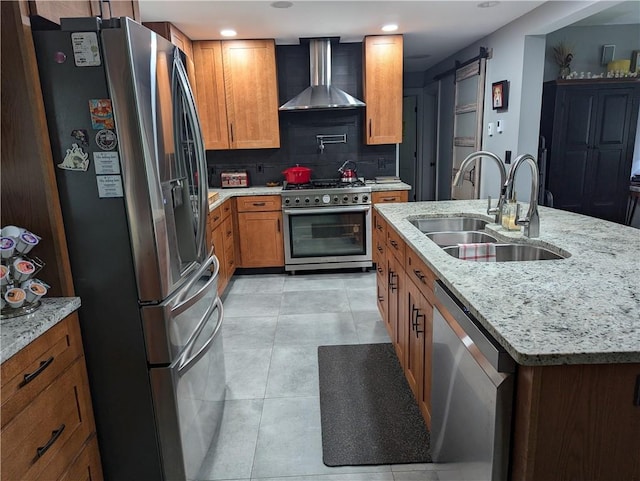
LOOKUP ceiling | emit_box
[138,1,639,73]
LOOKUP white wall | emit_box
[423,1,621,202]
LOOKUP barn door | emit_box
[451,58,486,199]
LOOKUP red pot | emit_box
[282,165,312,184]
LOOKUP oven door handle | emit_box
[283,206,371,215]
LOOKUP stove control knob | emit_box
[284,198,290,204]
[305,197,310,203]
[333,196,339,203]
[314,197,320,203]
[322,194,331,204]
[362,195,369,202]
[343,196,349,203]
[353,195,358,202]
[295,198,300,204]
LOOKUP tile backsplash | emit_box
[206,41,396,187]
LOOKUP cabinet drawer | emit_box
[386,226,406,265]
[220,199,233,220]
[405,248,437,304]
[57,435,103,481]
[236,195,281,212]
[373,210,387,239]
[1,359,96,481]
[375,253,387,282]
[1,313,83,428]
[372,191,408,203]
[209,206,223,230]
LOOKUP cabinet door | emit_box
[405,281,425,404]
[28,1,93,25]
[222,40,280,149]
[238,211,284,267]
[193,41,230,150]
[363,35,403,145]
[92,0,139,20]
[587,88,638,223]
[548,88,597,214]
[387,254,405,364]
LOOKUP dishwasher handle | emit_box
[434,281,515,373]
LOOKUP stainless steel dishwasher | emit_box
[431,281,516,481]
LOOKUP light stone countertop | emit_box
[208,181,411,210]
[375,200,640,366]
[1,297,81,364]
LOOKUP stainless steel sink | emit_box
[426,231,498,247]
[409,217,489,233]
[442,243,567,262]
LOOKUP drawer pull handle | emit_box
[20,356,54,387]
[377,245,383,253]
[413,269,426,282]
[213,216,220,222]
[382,197,396,202]
[36,424,65,458]
[390,240,398,248]
[377,266,383,274]
[252,202,266,207]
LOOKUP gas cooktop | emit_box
[281,179,371,208]
[282,178,367,190]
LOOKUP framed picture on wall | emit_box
[492,80,508,110]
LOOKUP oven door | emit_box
[283,205,372,268]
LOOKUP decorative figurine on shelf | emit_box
[553,41,574,79]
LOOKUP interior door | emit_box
[451,59,486,199]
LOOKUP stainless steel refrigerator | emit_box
[33,17,225,481]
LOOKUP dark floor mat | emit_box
[318,343,431,466]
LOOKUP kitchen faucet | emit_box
[504,153,540,238]
[452,150,507,224]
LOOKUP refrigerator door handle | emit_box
[178,297,223,374]
[173,49,208,261]
[173,255,219,316]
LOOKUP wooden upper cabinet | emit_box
[222,40,280,149]
[27,1,139,24]
[27,1,93,24]
[363,35,403,145]
[193,41,230,150]
[92,0,139,20]
[193,39,280,150]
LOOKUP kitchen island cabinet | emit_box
[375,200,640,481]
[1,299,103,481]
[193,39,280,150]
[363,35,403,145]
[236,195,284,268]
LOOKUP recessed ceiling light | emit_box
[271,1,293,8]
[220,29,237,37]
[478,1,500,7]
[382,24,398,32]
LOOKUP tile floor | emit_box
[197,270,461,481]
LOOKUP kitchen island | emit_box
[375,199,639,366]
[375,199,639,481]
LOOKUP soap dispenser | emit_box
[502,194,520,231]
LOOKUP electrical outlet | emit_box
[488,122,494,137]
[256,163,263,173]
[496,119,504,134]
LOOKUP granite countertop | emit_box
[375,200,640,366]
[208,181,411,210]
[1,297,81,364]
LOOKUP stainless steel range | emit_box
[281,180,373,273]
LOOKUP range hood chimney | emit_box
[279,38,365,111]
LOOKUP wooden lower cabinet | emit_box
[237,195,284,268]
[374,217,436,429]
[0,312,103,481]
[208,199,236,295]
[512,363,640,481]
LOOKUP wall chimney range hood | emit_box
[279,38,365,111]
